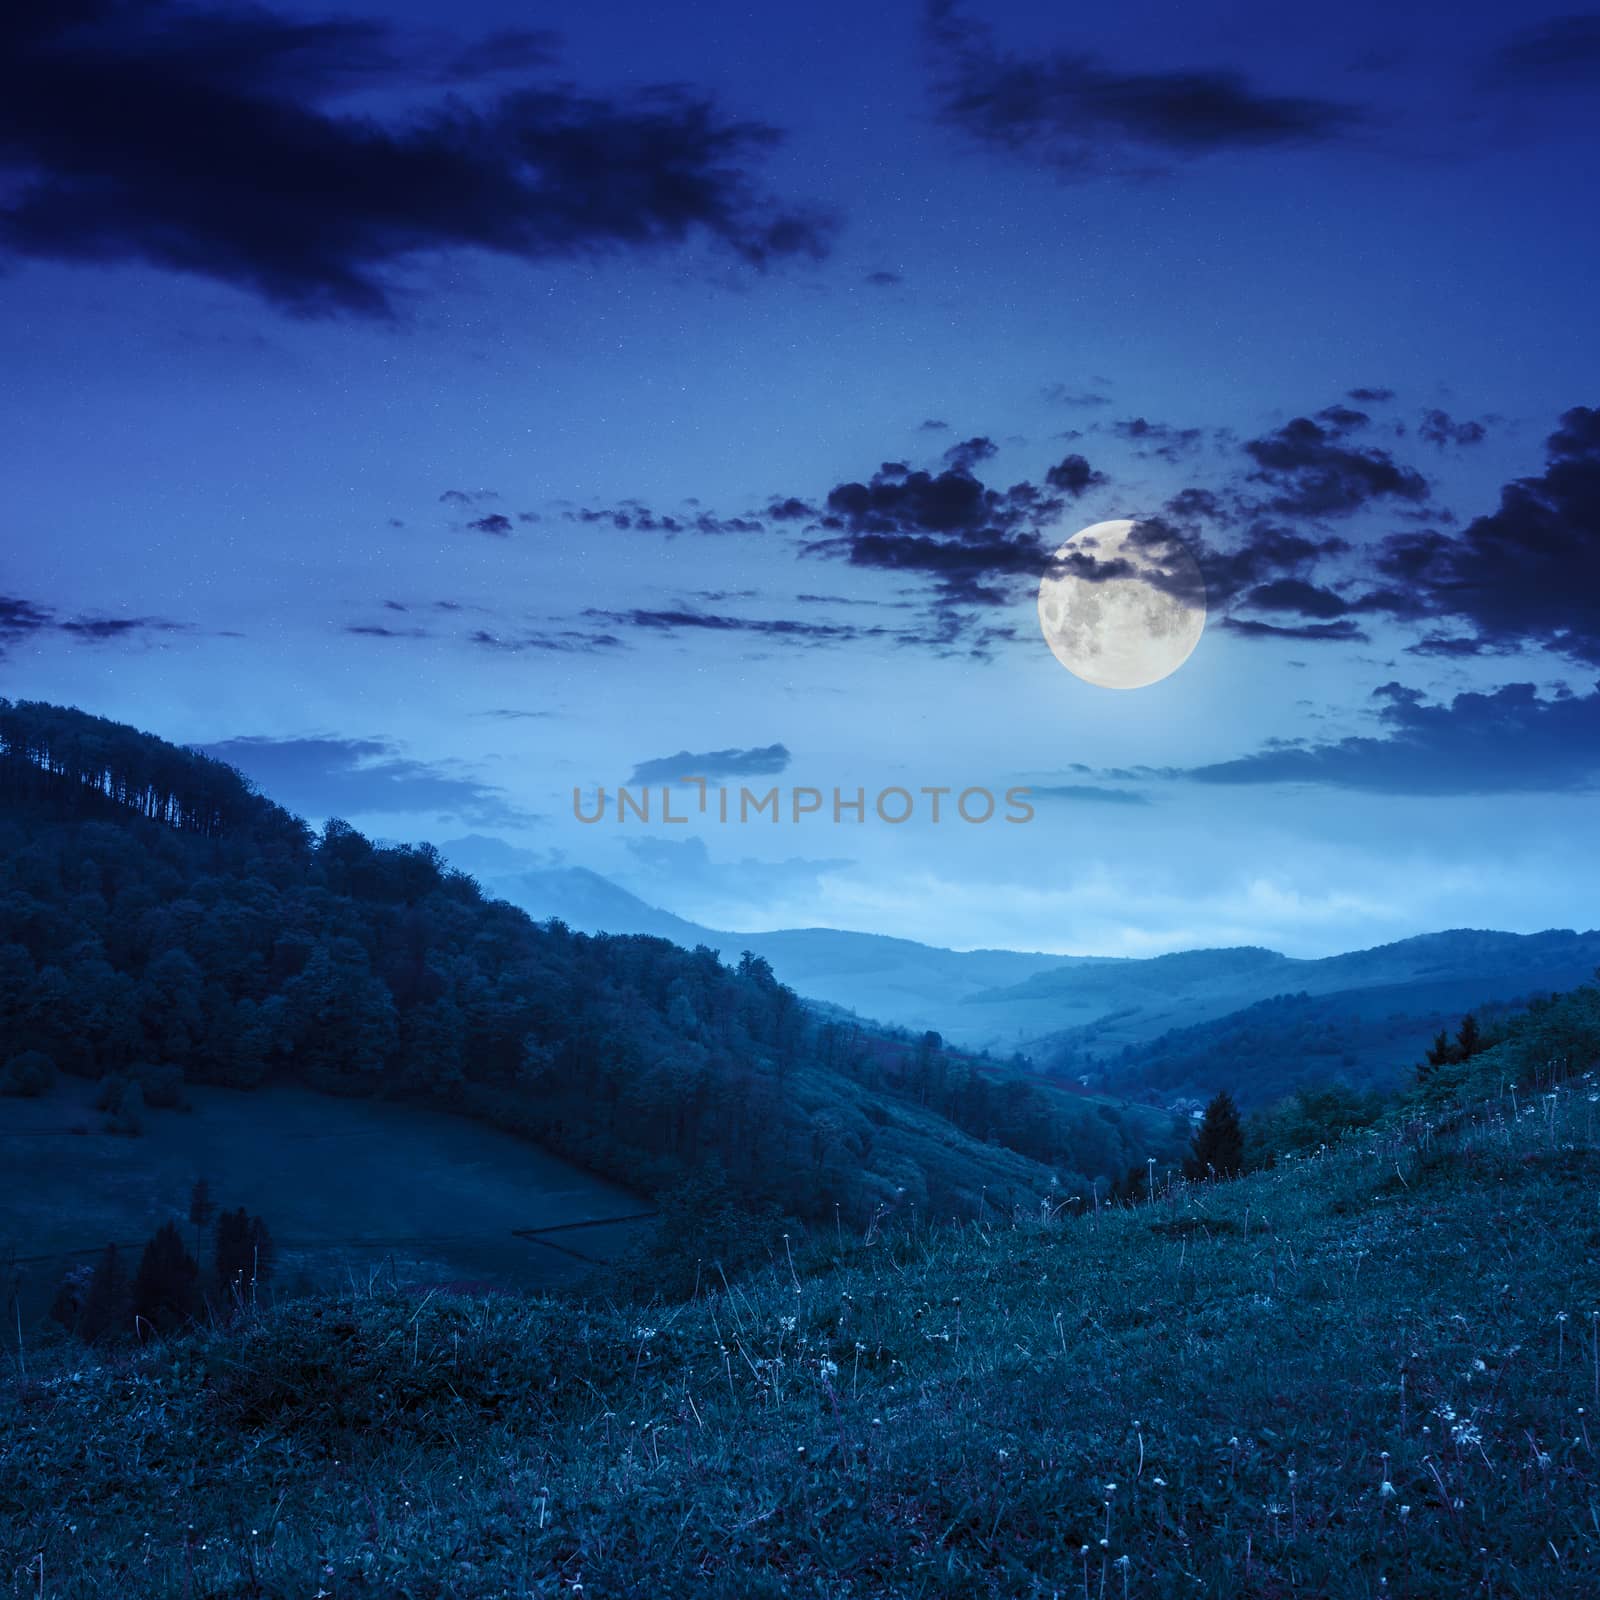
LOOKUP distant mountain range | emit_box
[440,845,1099,1044]
[448,840,1600,1102]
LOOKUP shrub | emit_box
[94,1073,128,1112]
[104,1079,145,1136]
[0,1049,54,1096]
[131,1060,185,1108]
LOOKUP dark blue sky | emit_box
[4,0,1599,953]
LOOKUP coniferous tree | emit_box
[188,1176,216,1261]
[213,1207,274,1313]
[78,1243,129,1345]
[131,1221,200,1335]
[1418,1012,1488,1084]
[1186,1090,1245,1180]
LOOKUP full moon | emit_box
[1037,518,1206,690]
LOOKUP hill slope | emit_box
[7,1070,1598,1597]
[0,699,1181,1239]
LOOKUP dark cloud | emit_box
[1243,415,1429,517]
[628,743,791,785]
[197,735,536,824]
[926,0,1362,179]
[1187,680,1600,795]
[0,0,830,318]
[583,607,873,645]
[1044,452,1107,496]
[0,594,190,655]
[1483,14,1600,88]
[1234,575,1425,625]
[440,489,498,506]
[918,419,951,432]
[1165,487,1224,522]
[806,457,1067,608]
[765,497,816,522]
[0,596,55,653]
[1240,578,1356,620]
[468,627,623,654]
[1405,633,1504,658]
[565,504,765,535]
[1374,407,1600,663]
[1143,517,1351,612]
[943,435,999,471]
[1418,409,1488,448]
[1348,387,1396,403]
[1112,418,1206,461]
[59,616,185,642]
[864,269,903,287]
[1220,617,1368,643]
[467,513,515,536]
[795,592,912,609]
[1314,404,1370,436]
[347,614,618,653]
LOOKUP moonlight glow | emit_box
[1037,518,1207,690]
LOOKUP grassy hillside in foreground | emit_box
[6,1077,1600,1597]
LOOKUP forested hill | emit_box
[0,699,1184,1221]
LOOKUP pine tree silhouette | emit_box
[213,1207,274,1315]
[78,1243,128,1345]
[188,1177,216,1261]
[1185,1090,1245,1180]
[131,1222,200,1335]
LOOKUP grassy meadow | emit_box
[4,1076,1599,1597]
[0,1079,648,1321]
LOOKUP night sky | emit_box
[4,0,1599,956]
